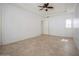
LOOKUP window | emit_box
[66,19,72,28]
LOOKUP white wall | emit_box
[2,4,41,45]
[73,4,79,49]
[0,4,2,45]
[43,13,73,37]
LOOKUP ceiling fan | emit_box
[38,3,54,11]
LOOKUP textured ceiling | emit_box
[16,3,76,17]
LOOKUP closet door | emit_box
[42,20,49,35]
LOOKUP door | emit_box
[42,20,49,34]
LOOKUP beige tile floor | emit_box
[0,35,79,56]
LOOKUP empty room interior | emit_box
[0,3,79,56]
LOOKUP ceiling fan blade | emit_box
[46,3,49,6]
[44,3,49,7]
[40,8,43,10]
[38,6,43,7]
[47,7,53,8]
